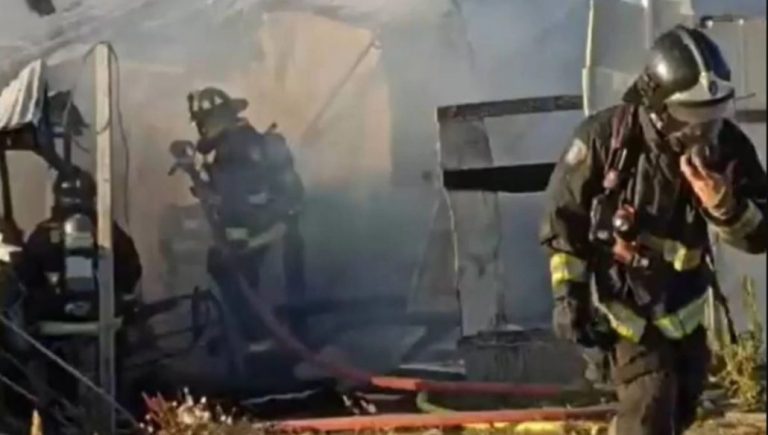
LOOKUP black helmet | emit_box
[187,87,248,139]
[53,166,96,213]
[623,25,735,124]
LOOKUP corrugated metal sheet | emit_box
[0,59,45,132]
[438,118,504,336]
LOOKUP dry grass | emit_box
[141,390,257,434]
[712,276,766,412]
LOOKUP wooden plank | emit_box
[443,163,556,194]
[94,42,116,434]
[437,95,582,123]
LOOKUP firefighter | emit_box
[19,166,142,322]
[540,25,766,435]
[16,166,142,413]
[186,87,306,350]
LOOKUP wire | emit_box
[105,42,131,229]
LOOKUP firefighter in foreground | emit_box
[540,25,766,434]
[184,87,306,350]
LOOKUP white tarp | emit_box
[0,59,46,132]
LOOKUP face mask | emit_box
[668,118,723,147]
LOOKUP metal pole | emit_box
[94,42,116,434]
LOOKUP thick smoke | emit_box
[1,0,765,380]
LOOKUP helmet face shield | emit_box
[666,96,734,124]
[628,25,736,112]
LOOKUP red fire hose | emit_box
[239,285,587,398]
[182,146,596,401]
[263,405,615,432]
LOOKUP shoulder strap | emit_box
[602,105,641,194]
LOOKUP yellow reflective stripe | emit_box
[594,300,646,343]
[549,253,588,297]
[638,234,702,271]
[551,282,569,298]
[715,200,763,240]
[596,293,708,343]
[246,223,287,249]
[654,293,708,340]
[225,227,249,241]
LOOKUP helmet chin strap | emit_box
[649,111,664,131]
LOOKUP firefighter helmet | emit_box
[53,166,96,213]
[623,25,735,123]
[187,87,248,139]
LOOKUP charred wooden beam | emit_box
[443,163,556,194]
[437,95,583,122]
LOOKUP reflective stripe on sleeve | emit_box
[714,200,763,241]
[549,252,588,297]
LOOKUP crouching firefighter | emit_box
[540,25,766,435]
[183,87,306,350]
[16,166,142,409]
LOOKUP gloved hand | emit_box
[553,295,616,349]
[552,295,592,345]
[680,152,736,219]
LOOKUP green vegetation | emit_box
[712,276,766,412]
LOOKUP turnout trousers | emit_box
[608,326,710,435]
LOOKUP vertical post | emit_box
[582,0,596,116]
[94,42,116,434]
[737,18,748,100]
[642,0,654,49]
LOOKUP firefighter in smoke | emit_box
[185,87,306,349]
[16,166,142,404]
[540,25,766,435]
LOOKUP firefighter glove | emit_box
[680,152,736,219]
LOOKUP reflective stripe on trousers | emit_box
[549,252,588,297]
[594,292,709,343]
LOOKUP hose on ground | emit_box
[416,391,453,414]
[237,277,578,398]
[261,405,616,432]
[188,167,598,400]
